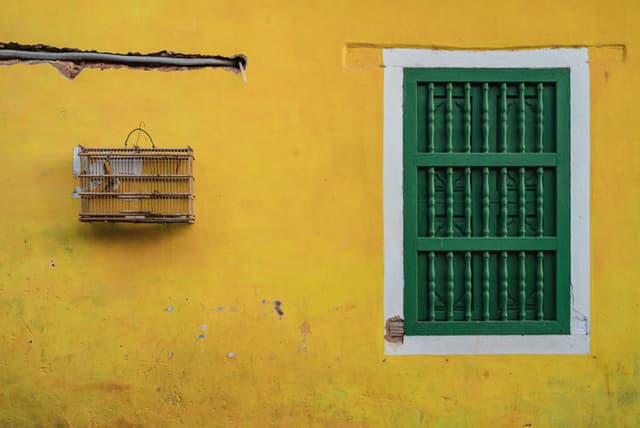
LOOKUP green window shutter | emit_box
[402,69,570,335]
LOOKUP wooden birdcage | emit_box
[73,128,194,223]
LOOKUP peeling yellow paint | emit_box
[0,0,639,426]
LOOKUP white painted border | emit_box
[383,48,590,355]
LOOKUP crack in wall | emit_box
[0,42,247,80]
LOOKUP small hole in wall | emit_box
[232,54,248,70]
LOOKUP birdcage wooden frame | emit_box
[73,132,194,223]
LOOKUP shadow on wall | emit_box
[79,223,190,243]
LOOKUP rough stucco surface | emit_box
[0,1,638,426]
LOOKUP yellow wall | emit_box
[0,1,638,426]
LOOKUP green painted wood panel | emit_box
[404,68,570,335]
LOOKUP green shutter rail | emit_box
[403,68,570,335]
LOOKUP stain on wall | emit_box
[0,0,639,426]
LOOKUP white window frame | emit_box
[383,48,590,355]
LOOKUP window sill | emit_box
[386,334,589,355]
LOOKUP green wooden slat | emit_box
[428,252,435,321]
[519,167,526,236]
[501,167,508,236]
[519,83,526,153]
[537,251,544,320]
[465,167,471,236]
[447,167,454,236]
[537,83,544,152]
[501,251,509,320]
[465,252,472,321]
[447,252,454,320]
[483,167,490,236]
[464,83,471,152]
[519,251,527,320]
[417,253,427,322]
[428,83,435,152]
[537,167,544,236]
[501,83,508,152]
[428,168,435,236]
[446,83,453,152]
[416,237,557,251]
[482,83,489,152]
[416,153,557,167]
[483,252,490,320]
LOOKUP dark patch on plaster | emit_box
[300,321,311,337]
[384,315,404,344]
[274,300,284,317]
[298,321,311,353]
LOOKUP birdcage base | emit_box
[79,214,195,223]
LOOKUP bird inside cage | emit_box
[89,157,120,193]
